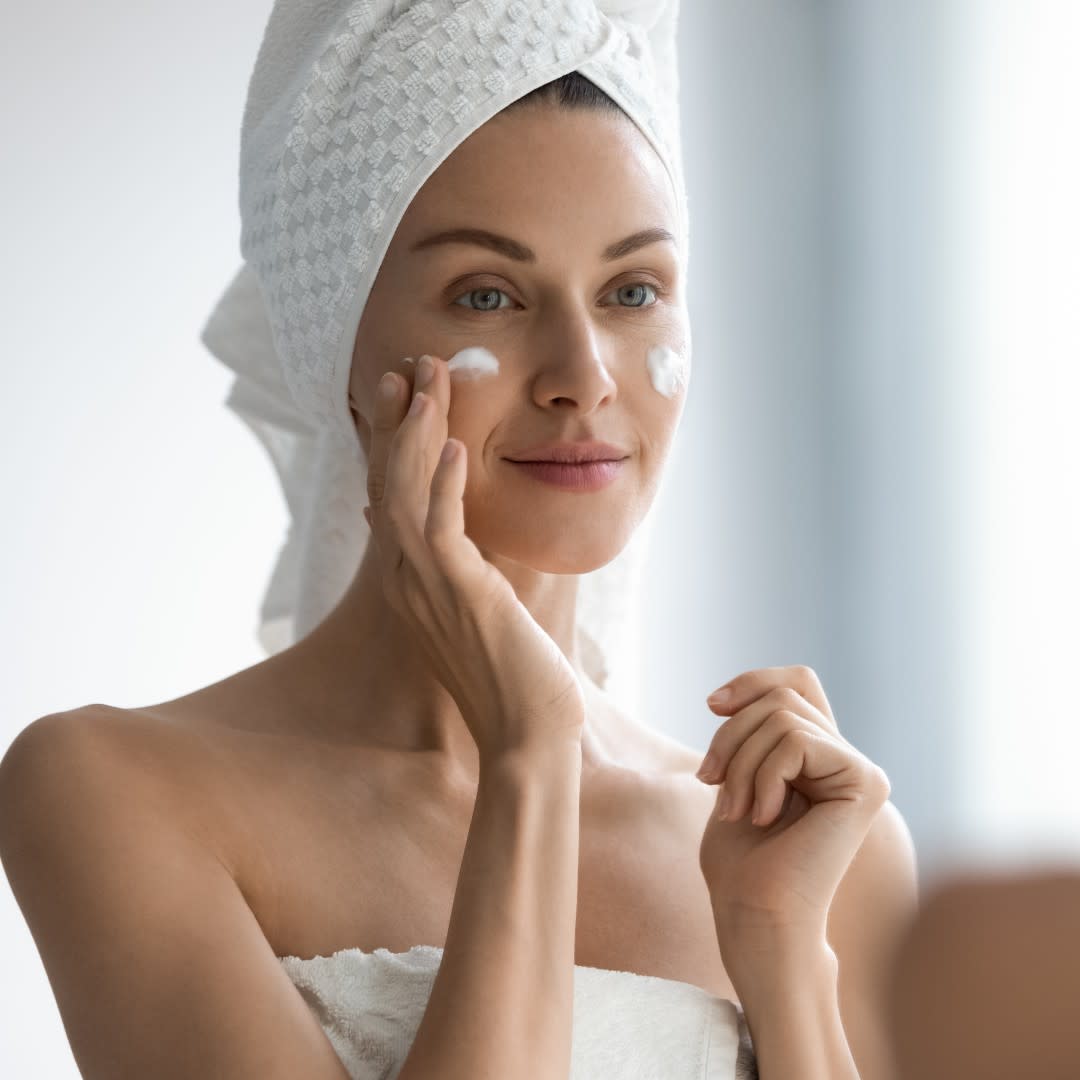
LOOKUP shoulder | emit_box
[0,705,242,882]
[0,709,354,1080]
[2,703,215,792]
[0,705,158,802]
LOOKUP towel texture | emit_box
[278,945,757,1079]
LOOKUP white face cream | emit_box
[447,346,500,378]
[645,344,688,398]
[402,347,500,380]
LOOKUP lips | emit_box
[505,441,629,464]
[507,459,626,492]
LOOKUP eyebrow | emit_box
[408,225,676,263]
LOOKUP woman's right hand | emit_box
[361,353,586,763]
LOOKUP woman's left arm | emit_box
[695,665,919,1080]
[724,934,858,1080]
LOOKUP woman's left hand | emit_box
[696,665,892,943]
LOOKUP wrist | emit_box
[718,926,837,995]
[478,734,583,781]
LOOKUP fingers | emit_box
[708,713,827,823]
[699,685,839,784]
[425,436,467,574]
[415,353,451,441]
[367,360,414,513]
[365,354,454,577]
[366,363,414,572]
[389,354,449,505]
[701,696,888,828]
[707,665,836,728]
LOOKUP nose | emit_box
[529,306,618,411]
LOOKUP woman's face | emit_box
[349,102,690,574]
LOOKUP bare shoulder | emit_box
[0,705,167,799]
[0,707,354,1079]
[0,705,242,881]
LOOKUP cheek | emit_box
[644,344,689,398]
[442,347,502,455]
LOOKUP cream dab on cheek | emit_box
[446,345,500,378]
[402,347,500,379]
[645,344,688,398]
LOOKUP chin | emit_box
[468,520,636,575]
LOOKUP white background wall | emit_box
[2,2,1078,1075]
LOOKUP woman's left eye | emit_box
[450,282,660,312]
[606,282,659,308]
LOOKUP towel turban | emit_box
[200,0,689,722]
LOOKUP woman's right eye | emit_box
[451,287,514,312]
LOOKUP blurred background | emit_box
[2,1,1077,1074]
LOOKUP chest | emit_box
[225,743,741,1006]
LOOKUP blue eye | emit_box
[609,283,658,308]
[452,287,514,312]
[450,281,661,313]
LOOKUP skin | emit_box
[278,101,691,789]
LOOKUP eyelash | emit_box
[450,280,665,314]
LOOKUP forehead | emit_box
[393,105,679,253]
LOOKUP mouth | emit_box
[503,440,630,465]
[506,458,626,492]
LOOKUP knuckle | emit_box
[782,725,814,750]
[770,685,803,710]
[762,709,796,739]
[424,527,455,562]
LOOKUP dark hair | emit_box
[502,70,626,116]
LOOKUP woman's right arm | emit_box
[357,354,592,1078]
[0,713,582,1080]
[0,713,355,1080]
[397,735,582,1080]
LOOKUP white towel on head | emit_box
[199,0,689,716]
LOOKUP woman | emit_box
[0,2,915,1078]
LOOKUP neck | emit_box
[274,539,613,784]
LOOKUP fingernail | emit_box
[379,373,397,400]
[409,391,427,417]
[708,687,732,706]
[696,751,719,781]
[417,355,434,386]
